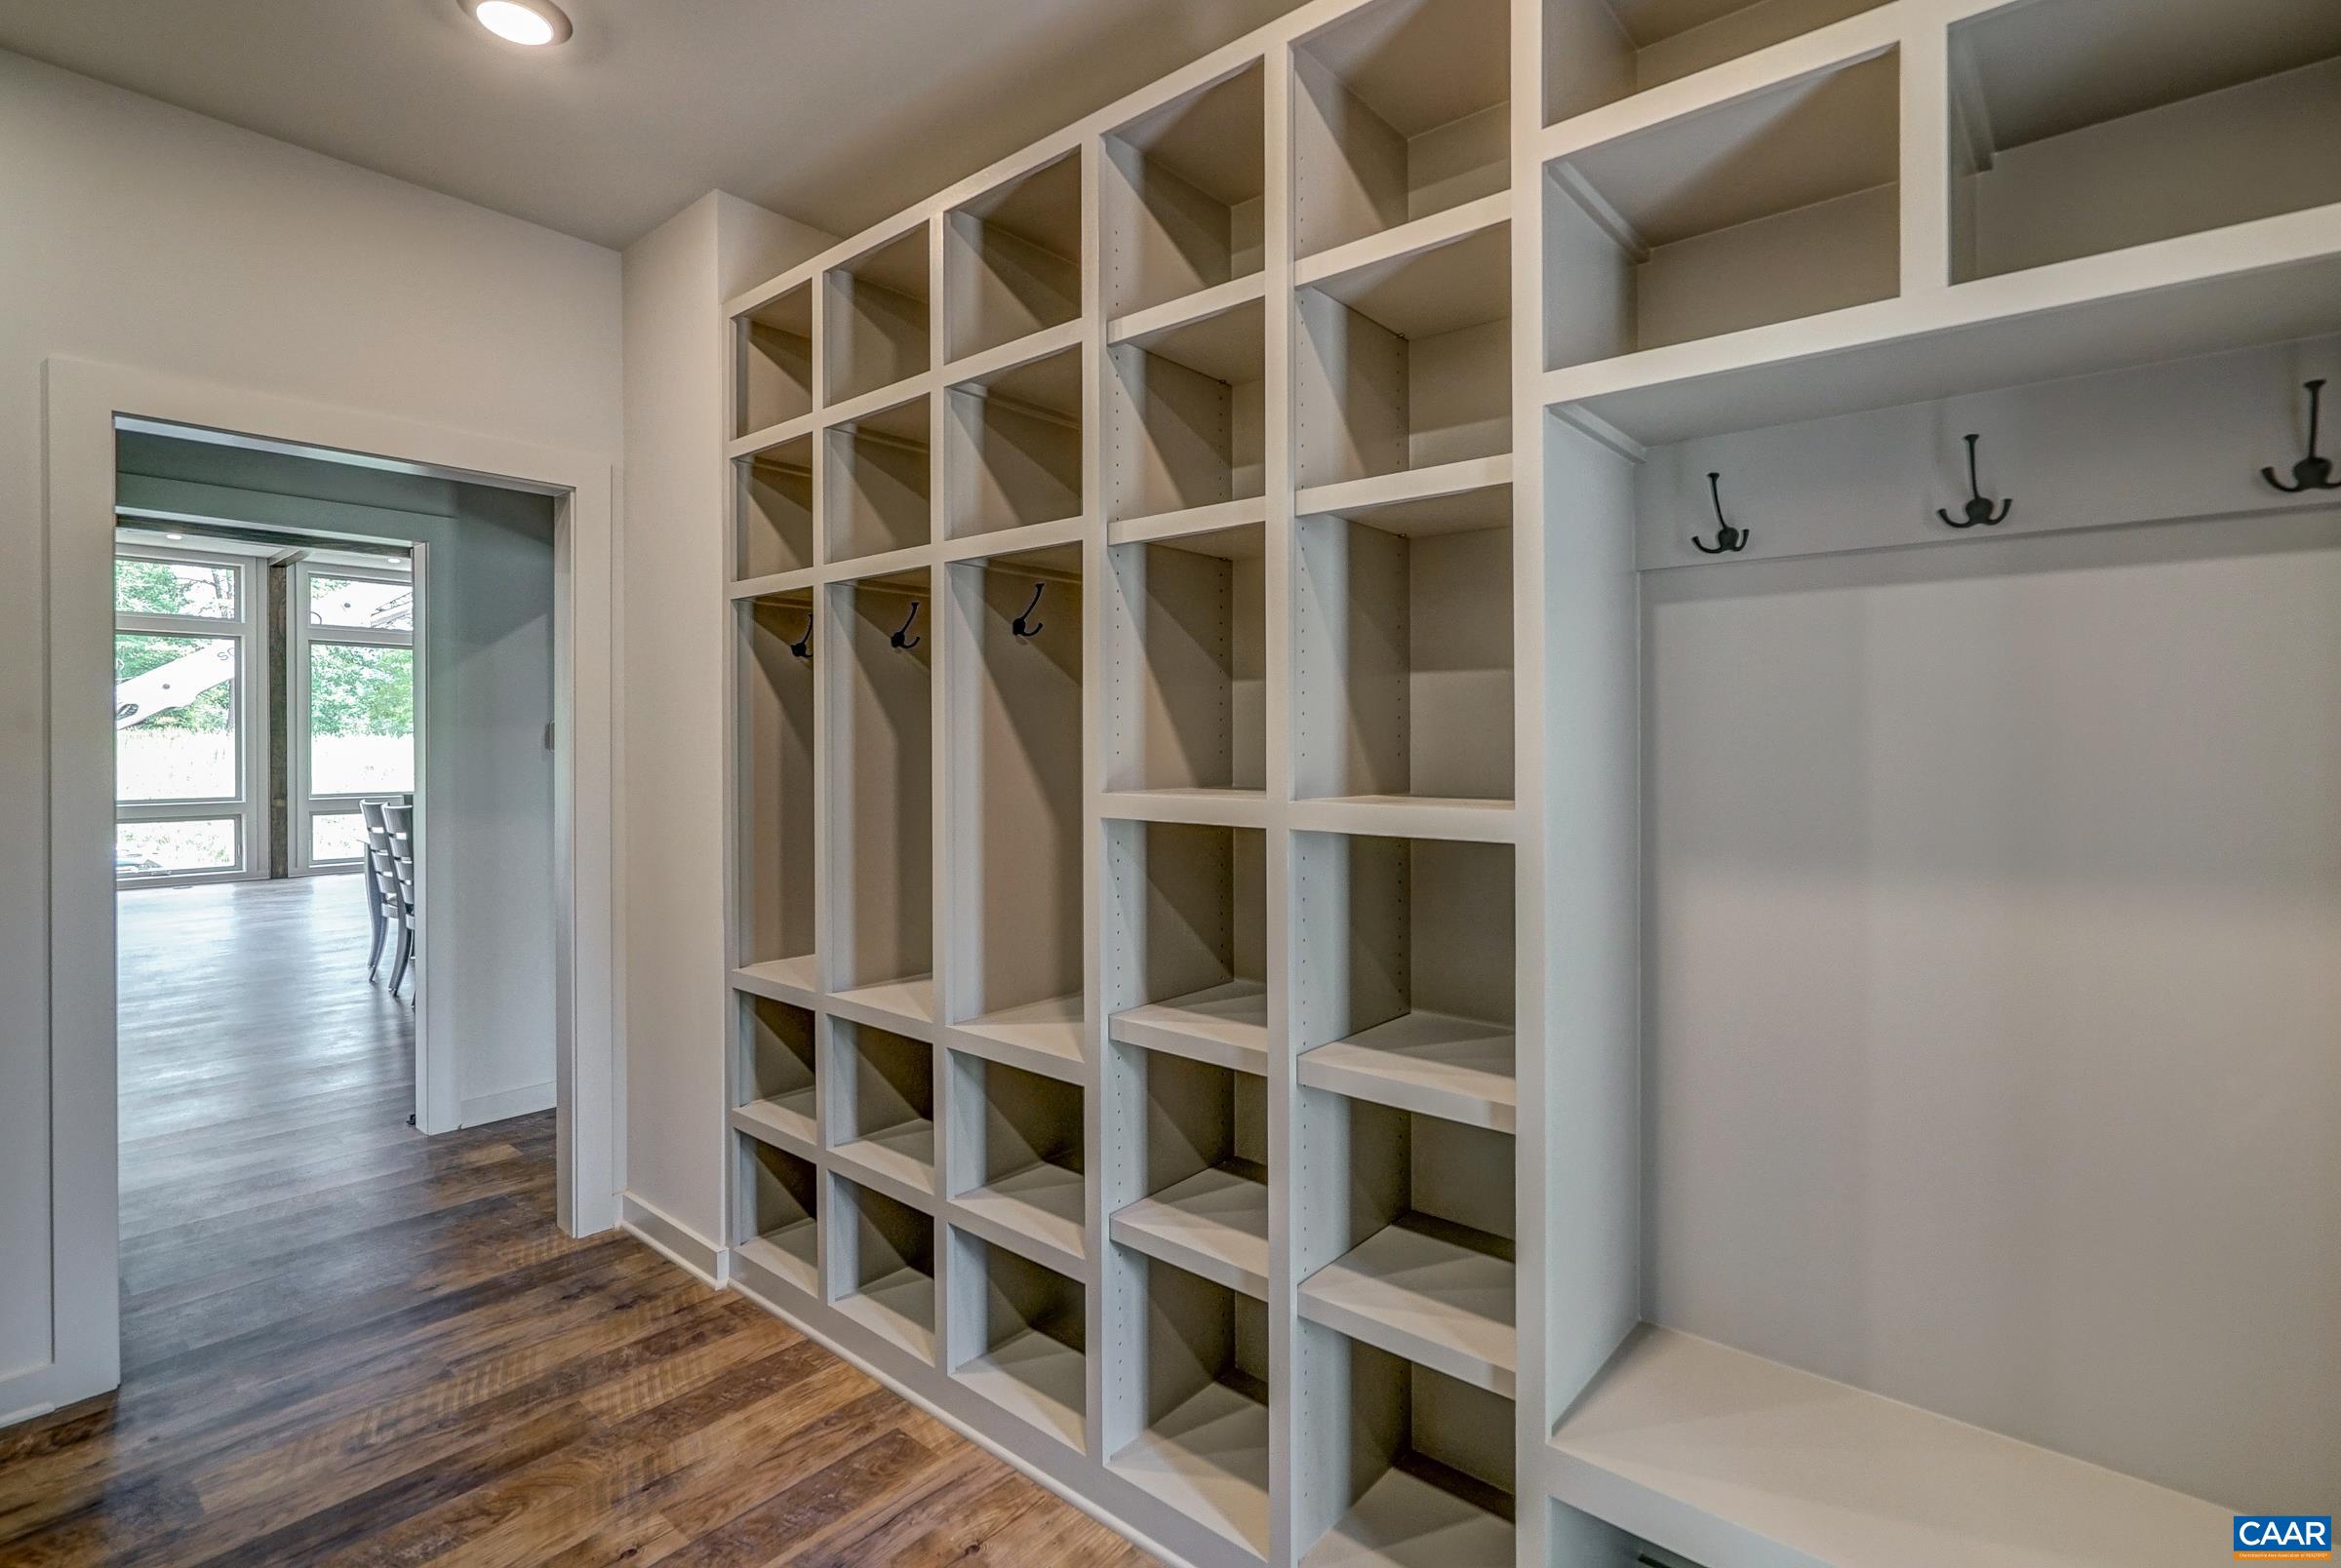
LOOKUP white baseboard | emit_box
[0,1398,58,1431]
[459,1080,556,1127]
[618,1191,728,1287]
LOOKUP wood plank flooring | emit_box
[0,877,1153,1566]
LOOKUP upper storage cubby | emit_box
[945,150,1084,364]
[944,345,1082,540]
[1544,0,1890,123]
[1104,522,1266,796]
[1295,218,1511,490]
[1105,821,1268,1072]
[1545,49,1899,369]
[1104,61,1266,320]
[827,569,933,1015]
[947,1051,1087,1271]
[735,591,816,986]
[825,393,932,564]
[824,224,931,405]
[1292,0,1510,259]
[736,994,817,1152]
[1108,295,1267,524]
[1948,0,2341,282]
[830,1020,937,1203]
[735,432,813,581]
[736,282,814,437]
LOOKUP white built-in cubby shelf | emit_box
[721,0,2339,1561]
[946,149,1084,365]
[829,1174,938,1362]
[1292,0,1511,260]
[1295,1331,1516,1568]
[736,279,814,439]
[1110,1255,1275,1560]
[826,1020,936,1207]
[825,225,931,406]
[948,1230,1089,1452]
[947,1052,1087,1274]
[1109,1048,1271,1300]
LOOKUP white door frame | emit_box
[36,355,619,1415]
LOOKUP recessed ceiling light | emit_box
[164,532,184,541]
[462,0,572,46]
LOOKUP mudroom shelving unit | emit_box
[720,0,2341,1562]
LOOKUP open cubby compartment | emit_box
[1104,821,1269,1071]
[823,224,931,404]
[1294,219,1511,489]
[1544,0,1890,123]
[946,150,1083,363]
[946,1229,1089,1451]
[1548,1505,1710,1568]
[1543,49,1900,370]
[736,590,817,981]
[1108,296,1267,523]
[827,568,932,1009]
[944,345,1082,540]
[1292,493,1514,804]
[1292,0,1510,258]
[1106,1044,1270,1300]
[737,994,818,1149]
[1292,1326,1515,1567]
[946,1052,1087,1268]
[824,394,932,565]
[827,1020,936,1200]
[1294,1086,1517,1398]
[1947,0,2341,283]
[1107,1253,1273,1559]
[735,431,813,580]
[735,1138,820,1297]
[944,545,1086,1055]
[1291,834,1516,1132]
[735,280,814,437]
[1104,523,1266,794]
[1103,60,1266,320]
[829,1173,939,1362]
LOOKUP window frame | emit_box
[112,543,268,885]
[289,557,417,875]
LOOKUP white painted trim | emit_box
[618,1192,729,1287]
[460,1080,558,1127]
[39,355,620,1420]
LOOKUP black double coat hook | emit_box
[787,615,813,661]
[2263,379,2337,493]
[1691,472,1749,555]
[1939,433,2012,529]
[890,602,922,650]
[1011,583,1046,640]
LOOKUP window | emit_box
[114,545,265,882]
[292,559,416,873]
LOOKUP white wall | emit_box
[618,194,832,1247]
[0,47,619,1399]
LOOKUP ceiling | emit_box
[0,0,1311,249]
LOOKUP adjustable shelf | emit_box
[1295,1331,1515,1568]
[947,1052,1087,1273]
[1106,822,1269,1071]
[734,994,818,1154]
[824,394,932,565]
[735,590,816,981]
[1295,1087,1516,1397]
[1544,49,1900,370]
[1292,0,1510,259]
[1295,214,1511,490]
[827,1021,936,1206]
[1109,294,1268,523]
[735,431,813,580]
[1109,1255,1274,1560]
[736,1139,820,1298]
[1105,518,1266,796]
[1109,1048,1270,1298]
[947,1230,1089,1452]
[1542,0,1888,123]
[944,343,1083,540]
[735,280,814,438]
[946,149,1084,364]
[1293,464,1513,806]
[825,224,931,405]
[827,568,932,1009]
[830,1174,938,1362]
[1104,61,1266,320]
[1948,0,2341,282]
[1293,833,1517,1131]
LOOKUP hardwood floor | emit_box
[0,877,1152,1566]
